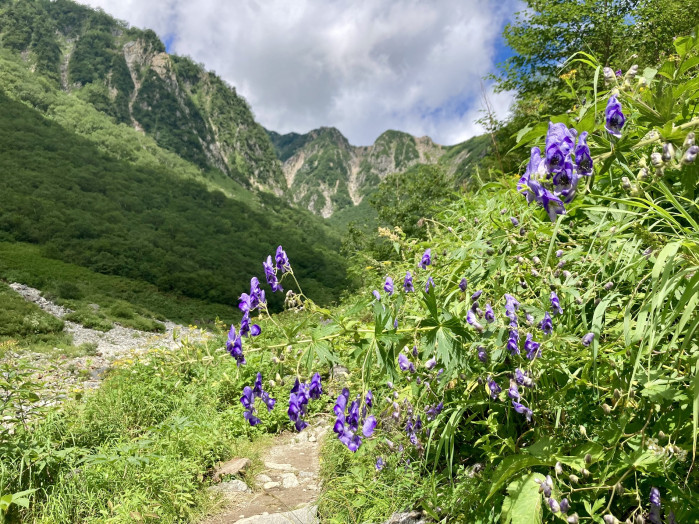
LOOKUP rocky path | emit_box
[202,421,328,524]
[5,282,212,391]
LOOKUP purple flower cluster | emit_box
[518,122,594,221]
[398,352,416,373]
[263,245,290,293]
[288,373,322,431]
[333,389,376,452]
[228,277,267,366]
[240,372,276,426]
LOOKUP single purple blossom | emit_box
[525,333,541,360]
[508,380,520,400]
[404,271,414,292]
[459,277,467,292]
[309,372,323,399]
[263,255,283,292]
[412,345,418,357]
[375,457,385,471]
[507,329,520,355]
[510,217,519,226]
[487,376,502,400]
[384,276,394,296]
[226,325,245,366]
[515,368,533,387]
[363,415,377,437]
[560,499,570,513]
[575,131,593,176]
[512,400,533,422]
[605,94,626,138]
[467,309,484,332]
[372,290,381,301]
[275,245,290,273]
[425,276,435,293]
[365,390,373,408]
[545,122,575,174]
[550,291,563,315]
[398,353,414,373]
[425,357,436,370]
[477,346,488,363]
[581,332,595,346]
[539,312,553,335]
[485,303,495,323]
[420,248,432,269]
[471,290,482,301]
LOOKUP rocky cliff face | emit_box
[0,0,285,192]
[268,128,447,217]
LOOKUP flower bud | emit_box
[614,482,625,495]
[614,388,622,400]
[650,152,664,168]
[555,462,563,475]
[682,145,699,165]
[603,515,617,524]
[548,498,560,513]
[584,453,592,464]
[621,177,632,192]
[684,132,695,148]
[474,217,479,224]
[519,227,526,236]
[604,282,614,290]
[625,64,638,80]
[560,498,570,513]
[662,142,675,162]
[500,208,507,215]
[517,256,525,264]
[562,270,571,279]
[658,430,666,439]
[637,167,649,181]
[602,403,612,415]
[275,372,282,382]
[603,67,615,84]
[579,425,587,437]
[532,256,541,265]
[581,468,591,478]
[569,474,579,484]
[567,514,579,524]
[531,269,540,277]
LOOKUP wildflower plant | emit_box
[227,34,699,524]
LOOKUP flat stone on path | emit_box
[264,462,295,471]
[213,458,252,482]
[263,481,280,490]
[208,480,250,493]
[234,505,318,524]
[280,473,299,488]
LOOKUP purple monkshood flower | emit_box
[545,122,575,174]
[263,255,283,292]
[512,400,533,422]
[275,245,290,273]
[650,487,661,507]
[556,249,564,258]
[384,276,394,296]
[226,325,246,367]
[240,387,261,426]
[425,357,437,370]
[412,345,418,357]
[334,389,376,452]
[425,401,444,421]
[560,498,570,513]
[485,303,495,323]
[487,376,502,400]
[539,312,553,335]
[420,248,432,269]
[605,94,626,138]
[425,276,435,293]
[525,333,541,360]
[365,390,373,408]
[550,291,563,315]
[363,415,377,437]
[649,487,662,524]
[507,329,520,355]
[510,216,519,226]
[309,372,323,399]
[504,294,520,319]
[404,271,414,292]
[375,456,385,471]
[525,312,534,325]
[466,309,484,332]
[459,278,467,292]
[515,368,533,387]
[508,380,520,400]
[575,131,593,176]
[471,290,482,301]
[581,332,595,346]
[240,312,261,338]
[477,346,488,363]
[398,353,415,373]
[372,290,381,301]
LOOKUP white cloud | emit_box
[76,0,518,145]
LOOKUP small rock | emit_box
[331,365,349,378]
[299,471,315,478]
[295,431,308,443]
[308,435,317,442]
[256,474,272,483]
[384,511,427,524]
[235,505,318,524]
[281,473,299,488]
[209,479,250,493]
[212,457,252,482]
[263,481,281,490]
[265,462,295,471]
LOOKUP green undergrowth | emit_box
[0,242,238,333]
[0,321,320,523]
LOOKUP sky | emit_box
[76,0,520,146]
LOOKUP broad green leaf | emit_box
[501,473,544,524]
[486,454,549,501]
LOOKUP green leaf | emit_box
[693,357,699,465]
[486,454,549,501]
[500,473,544,524]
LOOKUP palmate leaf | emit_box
[486,454,550,501]
[500,473,545,524]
